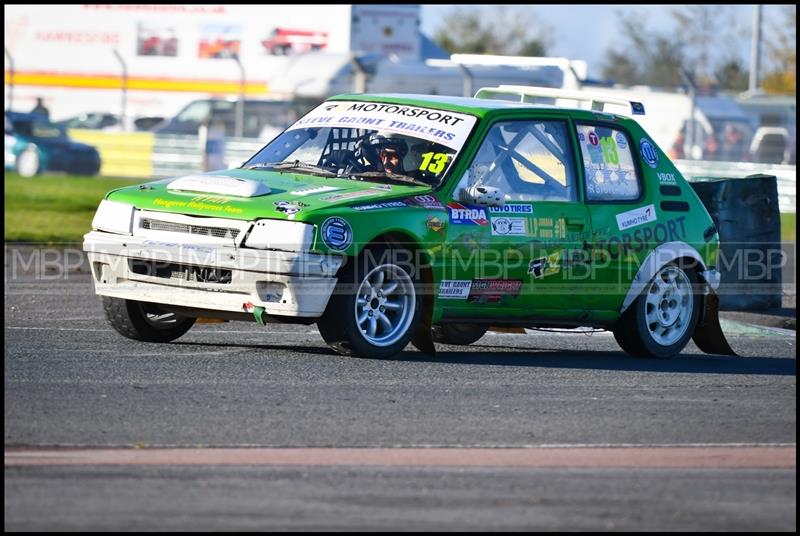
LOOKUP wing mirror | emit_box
[460,184,505,208]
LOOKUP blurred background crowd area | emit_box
[4,4,796,186]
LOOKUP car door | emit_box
[440,116,591,321]
[573,121,648,311]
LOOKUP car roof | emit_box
[5,111,53,123]
[328,92,618,120]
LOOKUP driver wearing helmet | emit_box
[379,144,403,174]
[361,132,408,174]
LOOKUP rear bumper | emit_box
[83,231,344,317]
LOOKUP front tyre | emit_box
[103,297,196,342]
[613,263,701,358]
[318,247,422,358]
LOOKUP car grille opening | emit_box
[141,218,240,240]
[129,259,232,284]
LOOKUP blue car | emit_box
[4,111,101,177]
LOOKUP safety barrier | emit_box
[690,175,784,310]
[68,130,269,180]
[675,159,796,214]
[68,129,154,178]
[66,132,796,214]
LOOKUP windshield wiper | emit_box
[347,171,430,188]
[245,159,306,169]
[245,160,337,176]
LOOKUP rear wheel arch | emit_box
[621,241,709,314]
[614,261,702,358]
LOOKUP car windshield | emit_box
[243,100,478,187]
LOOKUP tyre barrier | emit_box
[689,174,784,310]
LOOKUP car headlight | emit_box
[92,199,135,235]
[244,219,314,252]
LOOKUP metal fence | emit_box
[152,136,266,178]
[69,130,796,213]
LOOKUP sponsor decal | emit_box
[491,217,527,236]
[153,196,243,215]
[344,102,466,126]
[406,194,445,209]
[438,279,472,299]
[274,201,308,218]
[286,100,477,150]
[657,172,677,184]
[528,250,561,279]
[615,132,628,149]
[587,139,605,165]
[319,190,376,202]
[352,201,408,211]
[447,201,489,226]
[467,279,523,303]
[426,215,445,235]
[320,217,352,251]
[588,131,599,146]
[488,203,533,214]
[616,204,657,231]
[290,185,340,196]
[639,138,659,168]
[587,216,688,260]
[532,217,565,239]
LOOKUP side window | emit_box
[455,120,577,203]
[576,124,641,201]
[175,101,212,126]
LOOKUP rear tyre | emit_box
[432,323,488,346]
[318,246,422,359]
[103,297,195,342]
[613,263,701,358]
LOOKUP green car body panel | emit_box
[87,89,729,357]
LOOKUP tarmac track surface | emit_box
[4,257,796,531]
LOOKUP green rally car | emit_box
[83,86,735,359]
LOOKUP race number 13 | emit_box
[419,152,449,174]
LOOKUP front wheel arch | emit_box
[318,243,426,358]
[367,232,436,353]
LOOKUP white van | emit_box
[560,86,755,162]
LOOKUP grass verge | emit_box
[4,172,143,243]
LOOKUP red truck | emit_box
[261,27,328,55]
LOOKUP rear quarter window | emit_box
[576,124,641,202]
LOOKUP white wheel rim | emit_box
[354,263,416,347]
[17,148,39,177]
[644,265,693,346]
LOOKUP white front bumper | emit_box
[83,231,343,317]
